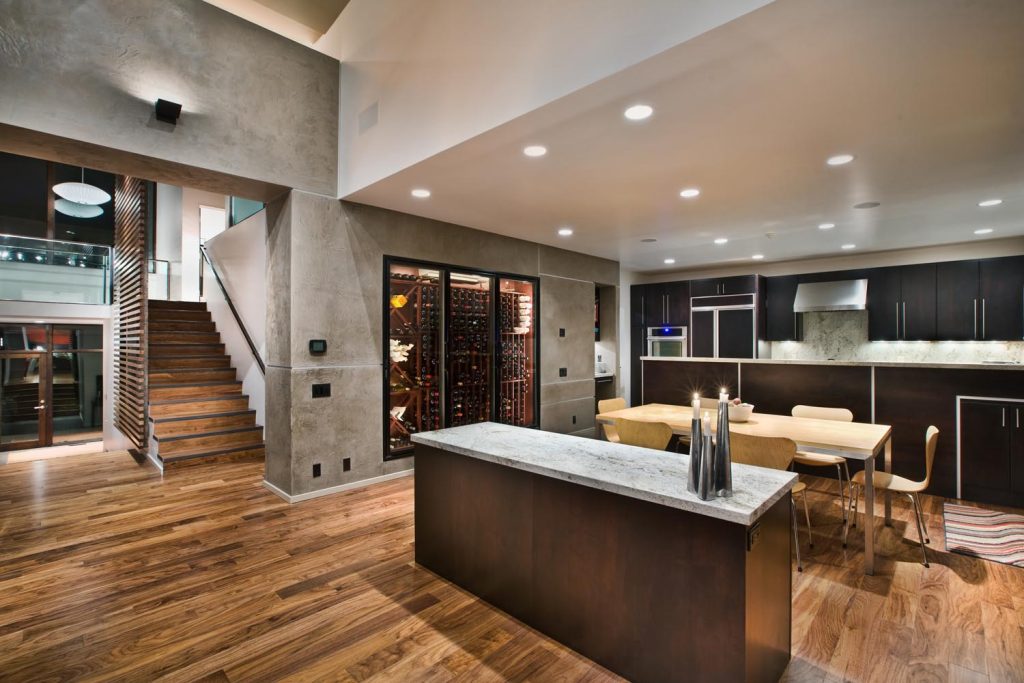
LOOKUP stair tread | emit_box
[151,409,255,423]
[151,380,241,388]
[155,425,263,442]
[149,394,247,406]
[160,444,265,464]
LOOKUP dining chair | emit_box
[850,426,939,567]
[791,404,854,545]
[597,397,627,442]
[730,432,812,572]
[613,418,673,451]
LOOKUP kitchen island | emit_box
[412,422,797,683]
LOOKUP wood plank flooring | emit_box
[0,452,1021,682]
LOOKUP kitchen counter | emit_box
[412,422,794,525]
[641,356,1024,371]
[413,422,793,681]
[594,371,615,379]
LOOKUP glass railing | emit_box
[0,233,111,305]
[148,259,170,300]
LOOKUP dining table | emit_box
[595,403,894,575]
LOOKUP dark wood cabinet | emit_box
[900,263,937,340]
[960,399,1024,507]
[690,275,755,298]
[718,309,755,359]
[979,255,1024,341]
[763,275,801,341]
[691,310,715,358]
[640,282,690,327]
[642,283,665,327]
[868,267,902,341]
[936,261,980,341]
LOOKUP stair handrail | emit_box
[199,243,265,375]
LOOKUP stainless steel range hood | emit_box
[793,279,868,312]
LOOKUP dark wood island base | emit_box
[414,443,792,683]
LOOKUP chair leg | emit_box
[801,491,814,548]
[850,482,860,529]
[835,463,847,523]
[791,497,803,572]
[908,493,930,568]
[913,493,930,544]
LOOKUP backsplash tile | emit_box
[770,311,1024,364]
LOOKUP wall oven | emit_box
[646,326,688,358]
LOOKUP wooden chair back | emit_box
[792,405,854,422]
[729,432,797,472]
[613,418,673,451]
[598,398,627,442]
[922,425,940,486]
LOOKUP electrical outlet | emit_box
[559,367,567,377]
[559,328,565,337]
[572,415,576,425]
[312,383,331,398]
[312,463,322,478]
[343,457,351,472]
[597,354,602,362]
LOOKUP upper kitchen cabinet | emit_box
[763,275,802,342]
[868,264,936,340]
[641,281,689,327]
[690,275,756,298]
[936,260,980,341]
[979,255,1024,341]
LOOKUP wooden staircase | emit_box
[147,300,265,468]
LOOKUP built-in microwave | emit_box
[647,326,688,358]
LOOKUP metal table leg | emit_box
[864,454,876,575]
[884,437,893,525]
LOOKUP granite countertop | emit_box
[640,356,1024,371]
[411,422,796,526]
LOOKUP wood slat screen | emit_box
[113,176,149,451]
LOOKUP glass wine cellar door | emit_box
[386,260,538,459]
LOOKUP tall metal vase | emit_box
[714,393,733,498]
[687,408,703,494]
[697,412,715,501]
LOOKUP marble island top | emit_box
[411,422,796,526]
[641,356,1024,371]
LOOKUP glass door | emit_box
[0,352,48,450]
[497,277,536,427]
[447,272,493,427]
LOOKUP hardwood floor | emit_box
[0,452,1021,682]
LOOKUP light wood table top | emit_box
[597,403,891,459]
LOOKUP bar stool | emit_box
[597,397,626,442]
[791,405,854,546]
[731,432,812,572]
[850,426,939,567]
[612,418,673,451]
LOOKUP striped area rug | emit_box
[943,503,1024,567]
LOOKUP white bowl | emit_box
[728,403,754,422]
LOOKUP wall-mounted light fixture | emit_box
[155,98,183,125]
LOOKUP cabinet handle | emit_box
[1017,408,1020,429]
[896,302,900,338]
[974,299,978,339]
[902,301,907,339]
[981,298,986,339]
[1002,407,1006,428]
[663,294,668,325]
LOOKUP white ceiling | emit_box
[344,0,1024,273]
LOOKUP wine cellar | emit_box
[385,260,538,459]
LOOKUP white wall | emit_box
[181,188,226,301]
[325,0,771,196]
[155,183,183,300]
[203,210,267,427]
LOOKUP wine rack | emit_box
[497,284,535,427]
[448,284,491,427]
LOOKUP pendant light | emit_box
[53,167,111,205]
[55,198,103,218]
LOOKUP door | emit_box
[447,271,494,428]
[643,284,666,326]
[764,275,801,341]
[721,275,756,295]
[663,281,690,326]
[979,255,1024,341]
[0,353,48,451]
[718,309,755,359]
[960,400,1013,505]
[691,310,715,358]
[936,260,979,341]
[900,264,937,340]
[689,278,719,298]
[868,267,901,340]
[1013,405,1024,502]
[497,277,536,427]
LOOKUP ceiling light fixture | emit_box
[827,154,855,166]
[974,228,994,235]
[664,258,676,265]
[841,244,856,250]
[624,104,653,121]
[557,227,573,237]
[818,222,835,230]
[411,188,431,198]
[53,167,111,205]
[978,199,1003,207]
[523,145,547,157]
[679,188,700,199]
[155,98,183,125]
[751,254,765,260]
[55,198,104,218]
[714,238,728,245]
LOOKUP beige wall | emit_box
[265,192,619,498]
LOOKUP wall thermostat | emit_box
[309,339,327,354]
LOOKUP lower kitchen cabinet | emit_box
[960,399,1024,507]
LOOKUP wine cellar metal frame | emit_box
[382,255,541,461]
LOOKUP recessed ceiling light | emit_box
[818,223,835,230]
[411,188,431,198]
[523,145,547,157]
[664,258,676,265]
[841,244,856,250]
[641,238,657,243]
[751,254,765,260]
[827,154,855,166]
[974,228,994,235]
[557,227,573,237]
[679,188,700,199]
[978,198,1003,207]
[624,104,653,121]
[714,238,728,245]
